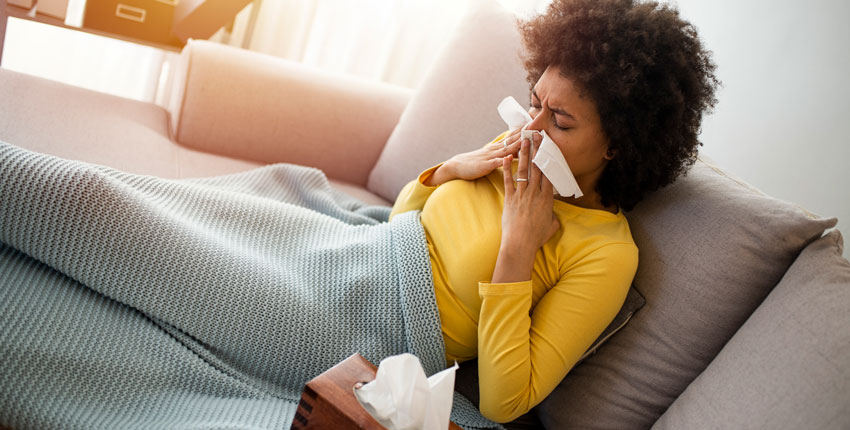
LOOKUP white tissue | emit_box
[497,96,533,130]
[354,353,458,430]
[496,96,584,198]
[525,129,584,198]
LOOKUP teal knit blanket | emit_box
[0,141,502,430]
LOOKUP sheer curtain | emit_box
[215,0,554,88]
[219,0,471,88]
[2,17,170,103]
[1,0,550,106]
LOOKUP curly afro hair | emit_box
[518,0,720,211]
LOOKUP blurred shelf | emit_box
[3,2,183,53]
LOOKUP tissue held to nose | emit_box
[497,96,584,199]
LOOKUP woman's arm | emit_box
[389,164,444,220]
[434,129,521,185]
[472,136,564,422]
[477,243,638,422]
[475,138,637,422]
[390,129,519,220]
[494,135,561,281]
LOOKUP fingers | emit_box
[540,170,554,195]
[529,133,542,189]
[508,127,522,141]
[502,153,514,198]
[493,132,522,153]
[516,138,530,187]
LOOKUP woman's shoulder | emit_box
[554,202,634,237]
[549,206,638,269]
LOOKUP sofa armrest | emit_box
[168,40,412,186]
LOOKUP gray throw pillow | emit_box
[537,156,838,429]
[652,229,850,430]
[576,284,646,363]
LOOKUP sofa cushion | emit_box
[174,40,411,187]
[0,67,266,179]
[0,68,179,178]
[651,229,850,430]
[537,156,838,429]
[366,0,530,202]
[0,68,392,207]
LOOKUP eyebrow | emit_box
[532,88,577,121]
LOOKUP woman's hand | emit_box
[425,129,524,186]
[500,133,561,256]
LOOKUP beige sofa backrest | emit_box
[168,39,412,187]
[365,0,531,202]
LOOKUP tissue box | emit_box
[292,353,463,430]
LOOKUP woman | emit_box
[389,0,718,422]
[0,0,717,428]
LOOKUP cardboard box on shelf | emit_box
[36,0,69,19]
[7,0,35,9]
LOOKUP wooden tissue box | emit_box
[291,353,463,430]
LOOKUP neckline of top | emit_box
[552,198,623,218]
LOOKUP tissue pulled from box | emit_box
[354,353,458,430]
[497,96,584,198]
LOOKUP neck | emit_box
[555,169,618,214]
[555,191,618,214]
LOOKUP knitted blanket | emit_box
[0,141,502,430]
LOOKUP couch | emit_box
[1,1,848,429]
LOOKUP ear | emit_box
[604,147,617,160]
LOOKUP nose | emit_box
[525,106,548,134]
[523,110,548,145]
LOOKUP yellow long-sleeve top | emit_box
[388,131,639,423]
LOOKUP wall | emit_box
[672,0,850,256]
[1,18,178,108]
[2,18,162,101]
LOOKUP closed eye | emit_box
[551,115,569,131]
[531,103,569,131]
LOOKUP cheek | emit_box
[550,135,607,171]
[550,134,593,159]
[574,130,609,159]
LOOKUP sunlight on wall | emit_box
[64,0,86,27]
[497,0,553,17]
[0,0,550,103]
[243,0,475,88]
[2,17,170,103]
[225,0,553,88]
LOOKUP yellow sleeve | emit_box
[476,243,638,423]
[388,163,444,221]
[388,129,510,221]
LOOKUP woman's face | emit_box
[526,66,612,196]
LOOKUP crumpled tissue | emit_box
[497,96,584,198]
[354,353,459,430]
